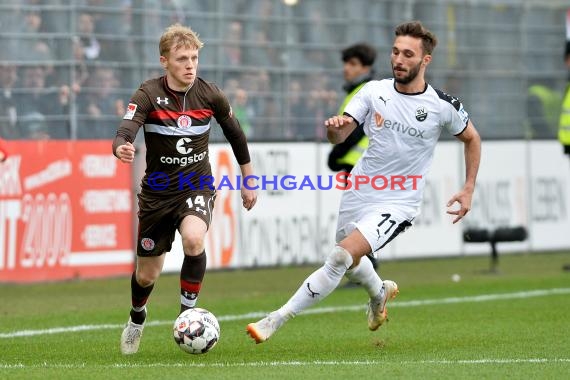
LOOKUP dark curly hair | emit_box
[341,43,377,67]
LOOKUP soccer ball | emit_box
[173,308,220,354]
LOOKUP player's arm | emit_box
[113,120,140,163]
[327,124,365,171]
[325,113,358,144]
[212,85,252,166]
[447,120,481,223]
[212,84,257,210]
[112,90,149,163]
[328,82,372,144]
[216,98,257,211]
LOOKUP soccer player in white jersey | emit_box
[247,20,481,343]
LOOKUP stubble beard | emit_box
[392,62,421,85]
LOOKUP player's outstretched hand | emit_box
[116,142,136,163]
[446,189,473,224]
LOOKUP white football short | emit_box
[335,195,417,255]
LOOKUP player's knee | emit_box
[325,245,353,269]
[136,269,159,287]
[181,234,205,254]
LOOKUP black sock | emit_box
[130,272,153,324]
[180,251,206,313]
[130,308,147,325]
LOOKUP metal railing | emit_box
[0,0,567,141]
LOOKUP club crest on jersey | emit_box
[123,103,137,120]
[177,114,192,129]
[415,106,428,122]
[156,96,169,105]
[141,238,155,251]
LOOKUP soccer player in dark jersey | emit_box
[113,24,257,355]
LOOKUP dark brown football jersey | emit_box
[117,76,250,197]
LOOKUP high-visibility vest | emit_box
[559,85,570,146]
[528,85,561,132]
[336,83,369,167]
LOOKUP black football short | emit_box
[136,190,216,257]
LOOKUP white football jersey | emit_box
[343,78,469,209]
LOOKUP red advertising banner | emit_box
[0,140,134,283]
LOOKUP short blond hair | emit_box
[159,23,204,57]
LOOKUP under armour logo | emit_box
[156,97,169,105]
[306,283,320,298]
[379,96,390,106]
[195,207,207,215]
[183,291,197,299]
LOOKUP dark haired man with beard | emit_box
[247,20,481,344]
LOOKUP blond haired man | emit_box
[114,24,257,354]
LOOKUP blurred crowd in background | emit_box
[0,0,568,142]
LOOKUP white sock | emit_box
[345,256,383,300]
[277,246,353,318]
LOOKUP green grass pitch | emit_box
[1,251,569,379]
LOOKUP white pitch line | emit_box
[1,358,569,369]
[1,287,569,339]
